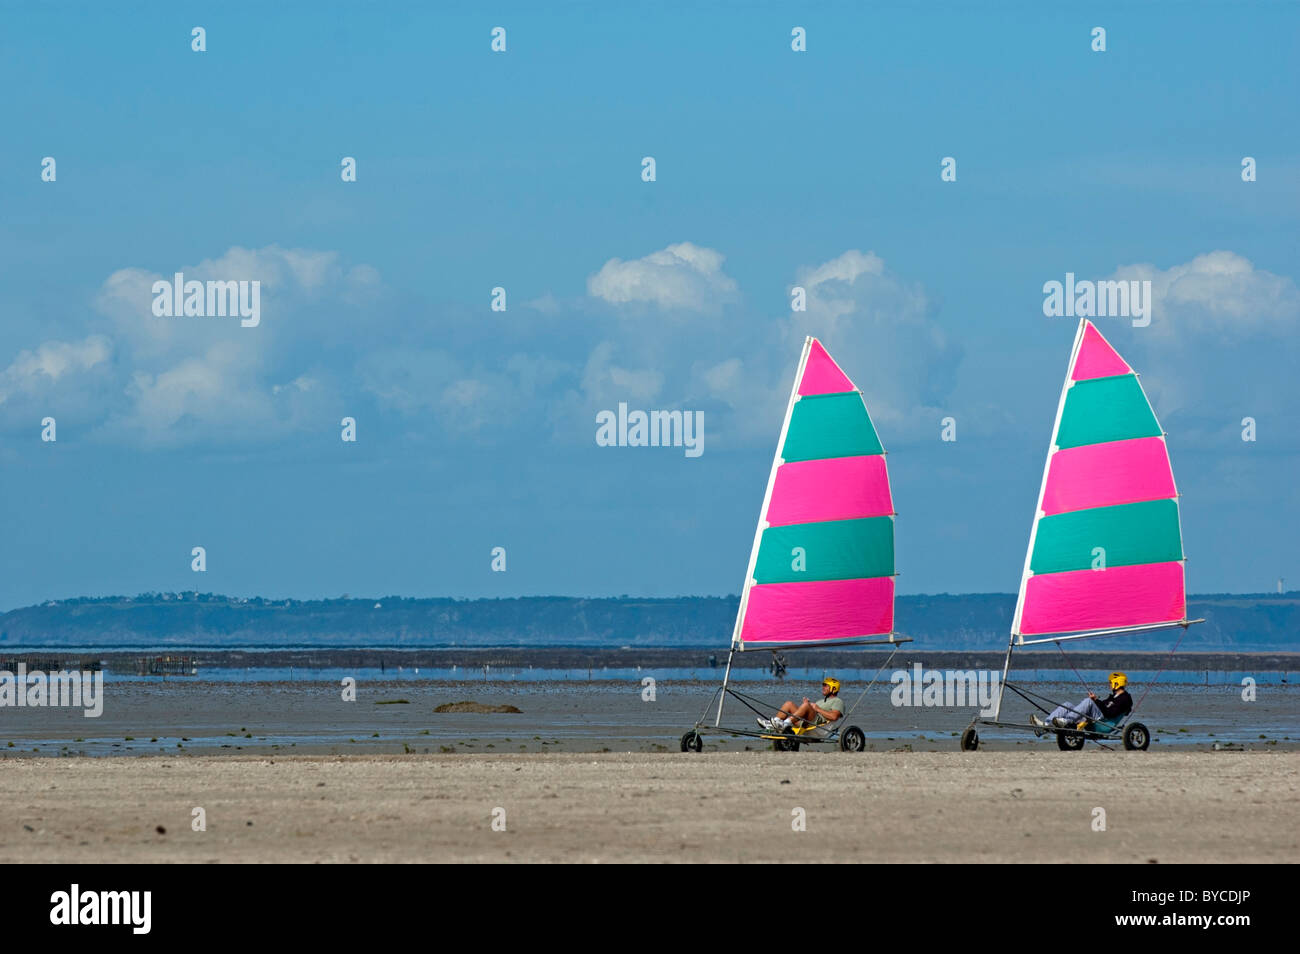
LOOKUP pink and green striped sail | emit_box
[1012,319,1187,641]
[733,338,896,649]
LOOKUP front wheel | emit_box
[960,727,979,752]
[839,725,866,752]
[1057,730,1086,751]
[1122,722,1150,751]
[680,730,703,752]
[772,737,800,752]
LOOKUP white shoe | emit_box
[756,717,774,731]
[777,718,794,731]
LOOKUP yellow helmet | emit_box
[1109,671,1128,690]
[822,676,841,693]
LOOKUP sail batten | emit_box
[1014,319,1187,641]
[732,338,895,650]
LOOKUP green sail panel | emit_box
[1055,375,1161,450]
[781,393,883,462]
[1029,499,1183,575]
[753,516,893,584]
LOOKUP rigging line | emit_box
[999,681,1055,713]
[1131,623,1190,715]
[1055,639,1092,694]
[694,684,724,728]
[842,643,903,722]
[724,687,789,719]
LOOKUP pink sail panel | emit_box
[1019,561,1185,636]
[739,577,894,644]
[1071,321,1132,381]
[766,456,892,527]
[797,338,856,395]
[1041,437,1175,516]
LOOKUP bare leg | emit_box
[776,701,818,726]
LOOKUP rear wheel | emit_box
[839,725,866,752]
[680,730,703,752]
[1122,722,1150,751]
[960,727,979,751]
[1057,730,1086,751]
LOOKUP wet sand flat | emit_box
[3,680,1295,756]
[1,751,1295,863]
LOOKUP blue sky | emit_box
[1,2,1297,609]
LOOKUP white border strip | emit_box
[730,336,813,647]
[1011,317,1087,643]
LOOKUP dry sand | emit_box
[1,751,1295,863]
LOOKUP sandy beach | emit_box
[4,678,1294,863]
[2,751,1295,863]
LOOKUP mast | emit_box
[716,337,811,725]
[1010,317,1088,641]
[994,317,1086,720]
[729,336,812,648]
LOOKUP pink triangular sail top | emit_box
[797,338,856,395]
[1071,321,1132,381]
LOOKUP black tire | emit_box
[960,727,979,752]
[839,725,866,752]
[1123,722,1150,751]
[680,730,703,753]
[772,737,800,752]
[1057,729,1086,751]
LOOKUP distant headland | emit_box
[1,592,1295,651]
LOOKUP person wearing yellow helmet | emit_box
[1031,671,1132,732]
[758,676,844,734]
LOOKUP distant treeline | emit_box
[0,592,1295,650]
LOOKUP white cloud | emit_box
[571,248,962,449]
[0,335,112,404]
[107,348,328,447]
[359,349,573,438]
[793,250,931,332]
[123,346,258,434]
[357,348,460,415]
[190,245,340,292]
[94,246,379,361]
[1103,252,1300,429]
[581,341,664,404]
[701,357,742,395]
[587,241,738,312]
[272,375,318,395]
[1112,250,1299,337]
[800,249,886,294]
[0,245,381,444]
[523,293,561,315]
[784,250,959,437]
[95,267,180,357]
